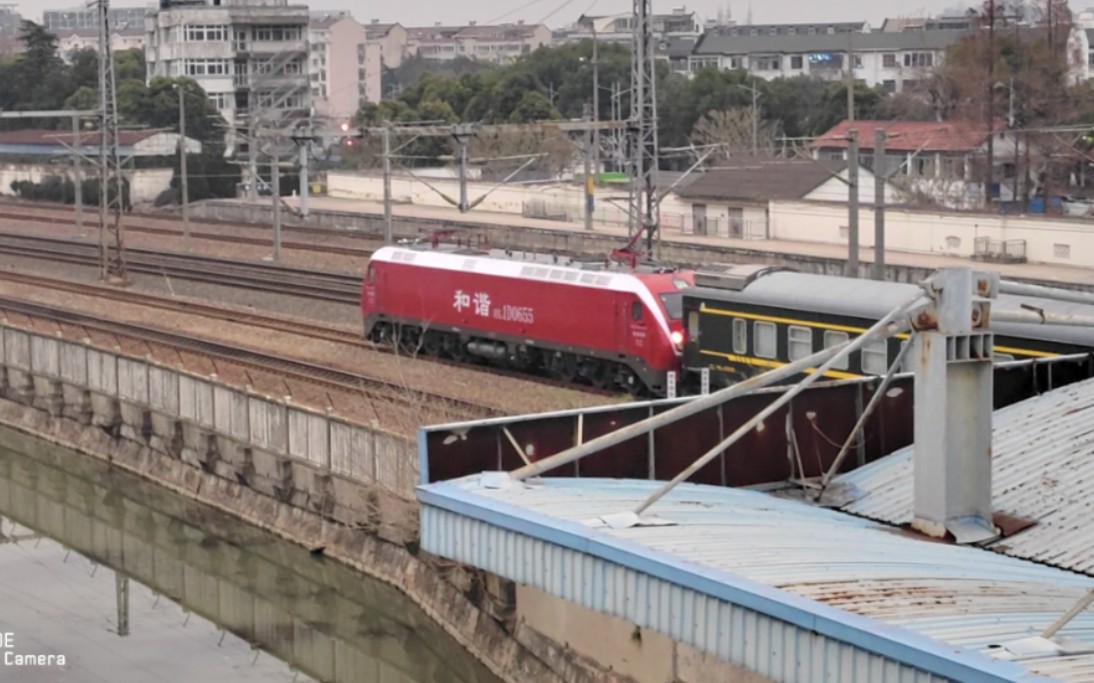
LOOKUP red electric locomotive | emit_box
[361,245,693,395]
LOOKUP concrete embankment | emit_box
[0,322,621,683]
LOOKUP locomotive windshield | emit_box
[659,293,683,320]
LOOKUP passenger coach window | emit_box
[688,312,700,338]
[732,319,747,354]
[631,301,643,321]
[754,321,776,359]
[788,326,812,361]
[824,330,849,370]
[862,340,889,375]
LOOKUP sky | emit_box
[14,0,970,29]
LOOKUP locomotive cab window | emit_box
[862,340,888,375]
[631,301,643,321]
[824,330,849,370]
[754,321,776,359]
[659,293,684,319]
[365,264,375,283]
[788,326,812,361]
[732,319,747,354]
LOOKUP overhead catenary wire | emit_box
[539,0,580,25]
[484,0,553,25]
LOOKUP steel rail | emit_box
[0,296,495,420]
[0,233,362,303]
[0,209,379,258]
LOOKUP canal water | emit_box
[0,428,502,683]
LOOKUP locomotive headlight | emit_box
[670,330,685,348]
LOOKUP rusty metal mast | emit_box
[96,0,127,282]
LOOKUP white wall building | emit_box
[145,0,310,159]
[57,27,146,56]
[563,7,703,44]
[309,12,379,120]
[689,22,966,93]
[364,21,409,70]
[406,21,551,64]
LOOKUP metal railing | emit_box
[973,237,1027,263]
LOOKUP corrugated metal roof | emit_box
[675,159,850,202]
[812,119,1002,153]
[832,376,1094,575]
[433,476,1094,682]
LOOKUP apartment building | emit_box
[406,21,551,63]
[56,27,146,56]
[0,5,22,56]
[309,12,379,120]
[365,21,408,69]
[689,22,967,93]
[145,0,310,154]
[44,6,146,32]
[563,6,704,43]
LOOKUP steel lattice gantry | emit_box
[628,0,660,258]
[97,0,127,282]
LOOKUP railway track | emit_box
[0,270,618,398]
[0,269,364,345]
[0,232,362,303]
[0,295,498,420]
[0,205,380,258]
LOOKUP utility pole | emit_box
[847,128,859,278]
[1006,77,1017,206]
[986,0,995,208]
[176,83,190,248]
[72,115,82,232]
[734,81,761,154]
[591,25,601,180]
[846,35,856,122]
[750,81,758,156]
[873,128,886,281]
[116,572,129,637]
[248,122,258,200]
[382,121,392,244]
[271,156,281,261]
[298,123,309,218]
[583,102,594,231]
[451,123,475,212]
[611,82,622,171]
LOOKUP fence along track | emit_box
[0,296,497,421]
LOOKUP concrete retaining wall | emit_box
[0,163,173,204]
[0,323,621,683]
[0,322,419,542]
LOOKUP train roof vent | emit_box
[694,264,791,291]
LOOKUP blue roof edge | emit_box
[417,479,1055,683]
